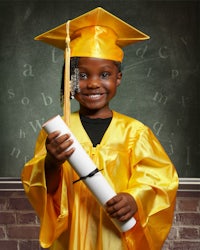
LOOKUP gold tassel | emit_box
[64,20,71,126]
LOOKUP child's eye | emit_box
[79,72,87,79]
[101,72,110,78]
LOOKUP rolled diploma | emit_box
[42,115,136,232]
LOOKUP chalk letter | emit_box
[10,147,21,158]
[180,37,187,46]
[21,96,30,105]
[41,92,53,106]
[23,64,34,77]
[181,96,190,107]
[171,69,179,79]
[136,45,148,59]
[52,48,59,63]
[29,118,45,133]
[153,122,164,136]
[8,89,15,99]
[24,155,30,164]
[176,118,182,126]
[159,46,169,59]
[147,67,152,77]
[19,129,26,139]
[153,92,167,104]
[168,143,174,155]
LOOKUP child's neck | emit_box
[79,107,113,119]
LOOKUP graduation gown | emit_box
[21,111,178,250]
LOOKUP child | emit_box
[21,7,178,250]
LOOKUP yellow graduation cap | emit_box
[34,7,149,125]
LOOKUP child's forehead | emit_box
[78,57,117,66]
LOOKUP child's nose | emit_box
[87,78,100,88]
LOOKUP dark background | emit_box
[0,0,199,178]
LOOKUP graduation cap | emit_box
[34,7,149,125]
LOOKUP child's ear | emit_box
[116,72,122,86]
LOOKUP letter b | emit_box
[41,92,53,106]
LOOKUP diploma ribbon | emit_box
[73,168,103,184]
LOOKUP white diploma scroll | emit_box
[42,115,136,232]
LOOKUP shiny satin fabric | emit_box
[70,26,124,63]
[34,7,149,62]
[21,111,178,250]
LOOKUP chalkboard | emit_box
[0,0,199,178]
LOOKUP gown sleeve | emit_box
[21,129,70,249]
[124,127,179,250]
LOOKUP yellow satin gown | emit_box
[21,111,178,250]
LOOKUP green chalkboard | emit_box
[0,0,199,178]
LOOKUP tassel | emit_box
[64,20,71,126]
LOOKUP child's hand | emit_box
[45,131,75,167]
[105,192,137,222]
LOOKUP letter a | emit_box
[23,64,34,77]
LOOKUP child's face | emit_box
[75,57,122,116]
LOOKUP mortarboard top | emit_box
[35,7,149,62]
[34,7,150,125]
